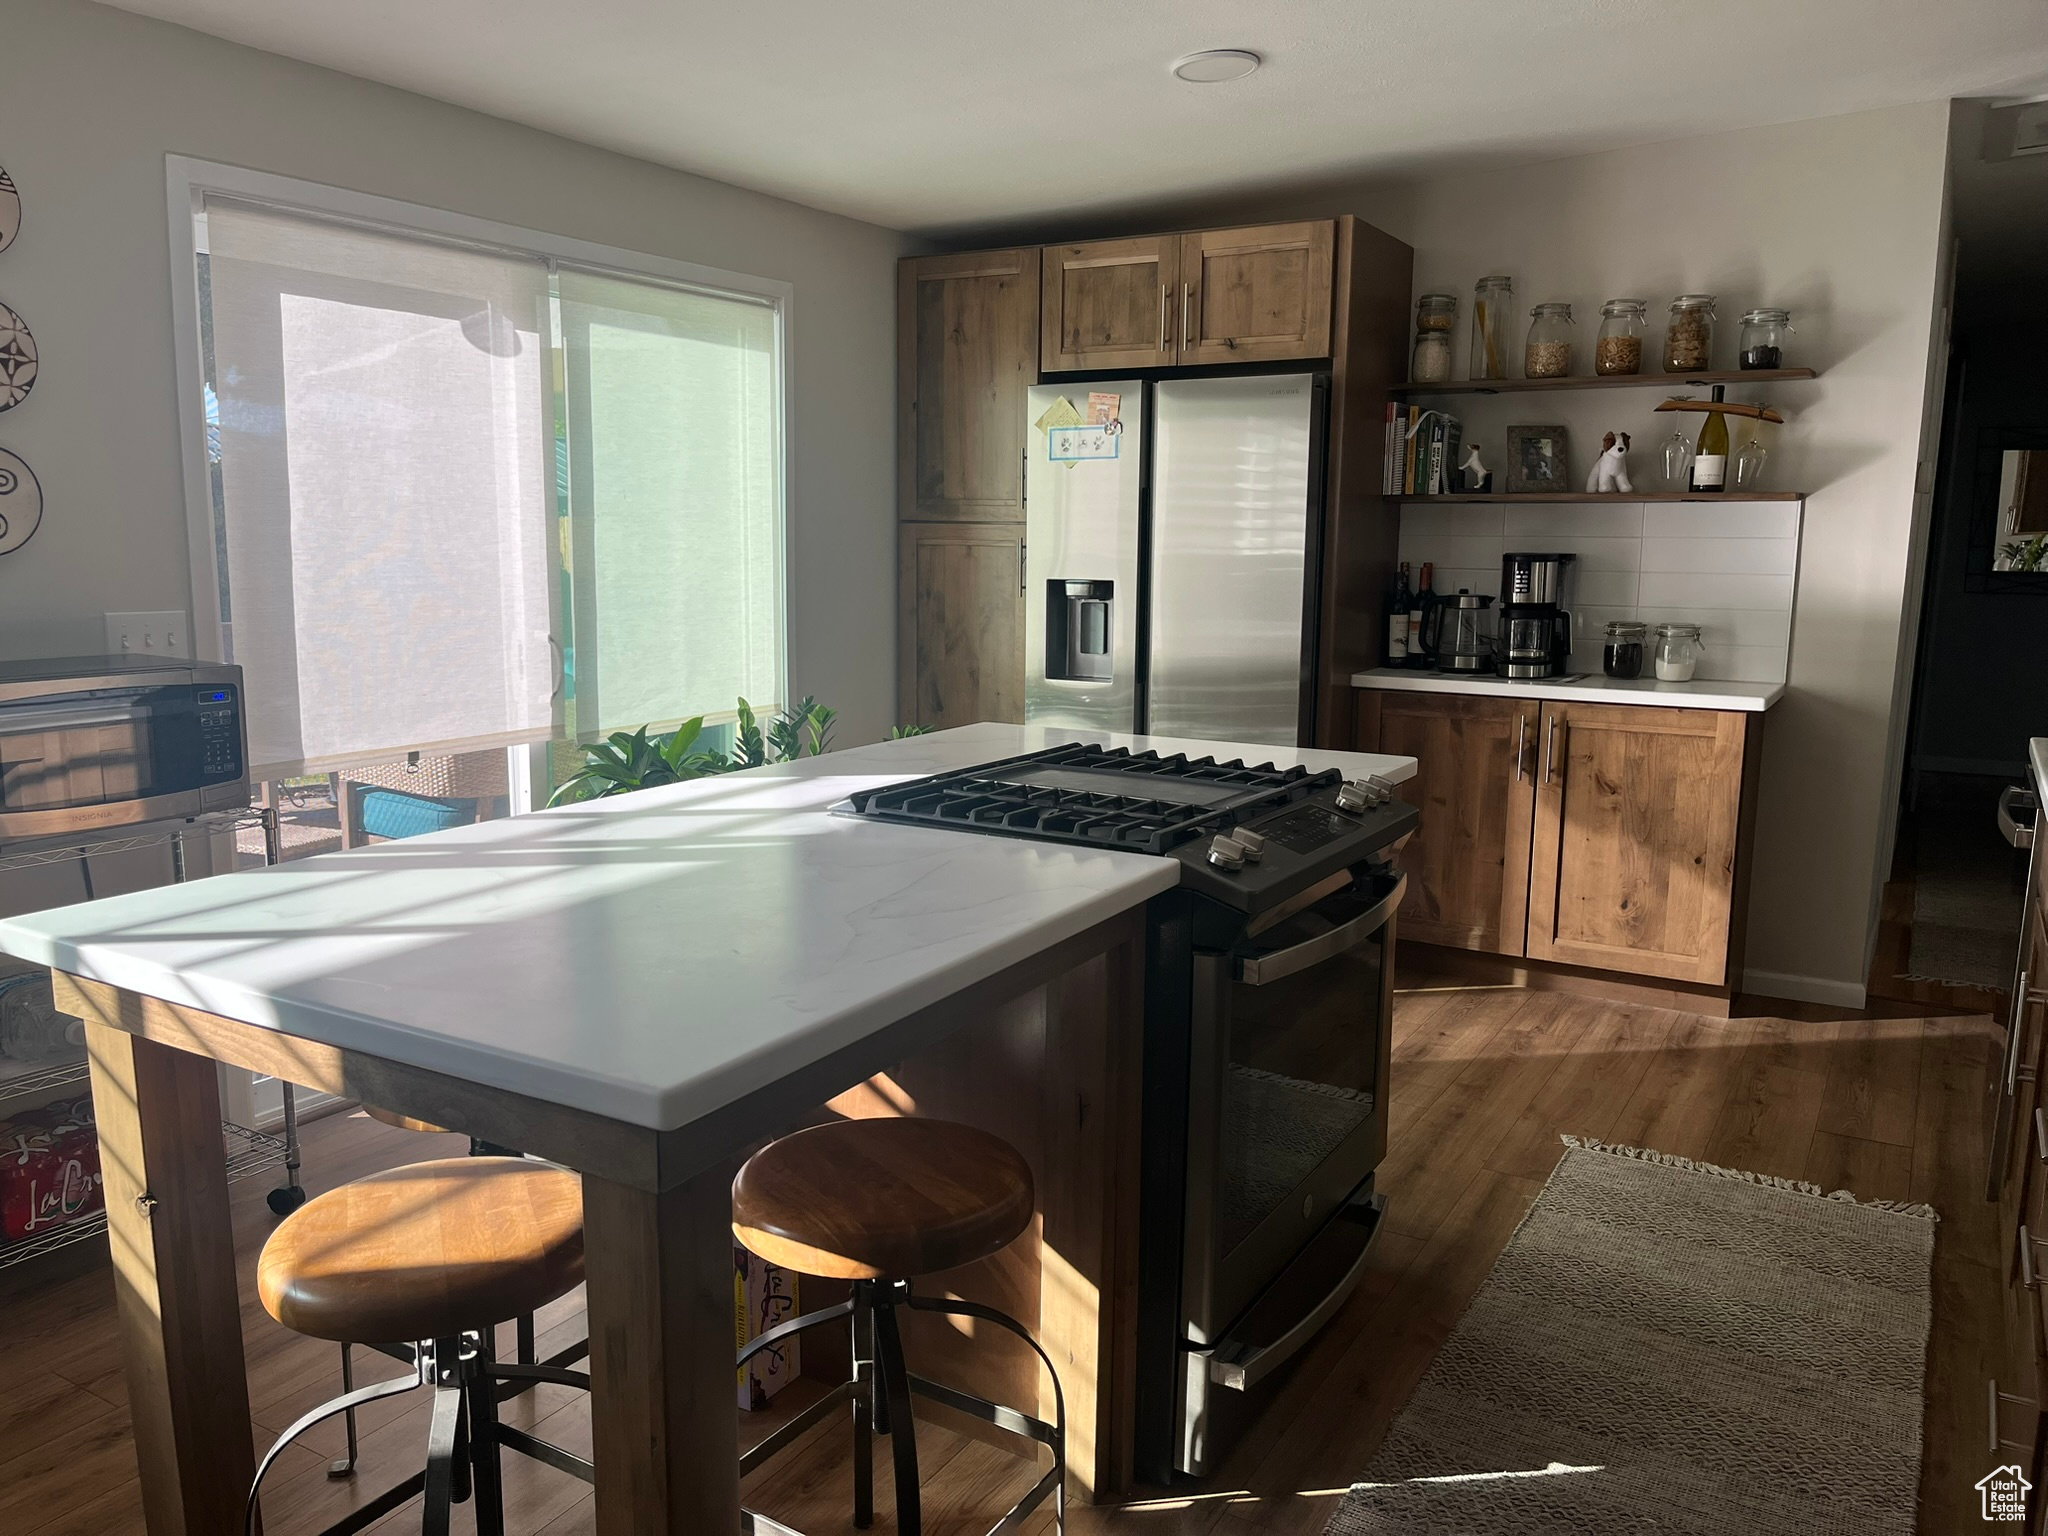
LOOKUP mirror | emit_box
[1968,431,2048,590]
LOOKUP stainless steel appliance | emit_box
[1991,771,2043,1194]
[0,656,249,843]
[1025,376,1327,747]
[836,741,1417,1480]
[1499,552,1576,679]
[1432,590,1495,673]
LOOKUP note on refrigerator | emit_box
[1033,395,1083,434]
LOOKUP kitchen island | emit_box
[0,722,1414,1533]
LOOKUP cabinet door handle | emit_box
[1182,283,1192,350]
[1544,715,1562,785]
[1159,282,1170,350]
[1514,714,1529,783]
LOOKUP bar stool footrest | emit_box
[494,1424,594,1485]
[908,1372,1058,1448]
[740,1380,858,1476]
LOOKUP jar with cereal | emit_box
[1524,302,1575,379]
[1663,294,1717,373]
[1594,299,1646,375]
[1411,293,1458,383]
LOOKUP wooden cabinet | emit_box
[1041,236,1179,371]
[1177,222,1334,365]
[1993,880,2048,1512]
[1525,702,1750,986]
[898,249,1040,522]
[898,522,1025,730]
[1360,692,1535,954]
[1356,690,1758,988]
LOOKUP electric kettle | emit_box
[1434,590,1496,673]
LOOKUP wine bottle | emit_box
[1689,385,1729,493]
[1408,562,1435,668]
[1386,562,1412,664]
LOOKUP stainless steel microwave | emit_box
[0,656,250,842]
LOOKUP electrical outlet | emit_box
[105,611,191,659]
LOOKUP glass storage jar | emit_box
[1663,294,1718,373]
[1471,275,1513,380]
[1738,308,1794,370]
[1524,302,1575,378]
[1411,293,1458,383]
[1653,622,1705,682]
[1594,300,1646,375]
[1602,620,1648,679]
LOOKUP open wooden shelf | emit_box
[1393,367,1817,396]
[1386,492,1806,503]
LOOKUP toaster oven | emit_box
[0,656,250,843]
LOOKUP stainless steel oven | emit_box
[1140,863,1405,1480]
[0,656,249,843]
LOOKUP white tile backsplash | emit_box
[1640,536,1799,575]
[1397,498,1803,686]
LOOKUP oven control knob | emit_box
[1207,835,1248,871]
[1231,828,1267,860]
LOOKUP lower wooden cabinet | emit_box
[898,521,1026,730]
[1366,693,1536,954]
[1356,689,1760,988]
[1992,881,2048,1518]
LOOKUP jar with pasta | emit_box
[1663,294,1717,373]
[1524,302,1575,379]
[1594,299,1646,375]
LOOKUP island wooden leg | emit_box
[581,1163,739,1534]
[84,1018,258,1535]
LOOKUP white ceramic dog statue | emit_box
[1586,431,1633,494]
[1460,444,1491,493]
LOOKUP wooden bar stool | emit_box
[247,1157,593,1536]
[732,1117,1066,1536]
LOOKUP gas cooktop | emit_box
[836,743,1417,914]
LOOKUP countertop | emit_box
[2033,738,2048,795]
[1350,667,1785,713]
[0,723,1414,1132]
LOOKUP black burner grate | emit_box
[840,743,1340,855]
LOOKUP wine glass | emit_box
[1735,436,1768,490]
[1660,431,1693,487]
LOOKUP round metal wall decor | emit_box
[0,166,17,254]
[0,303,35,410]
[0,447,41,556]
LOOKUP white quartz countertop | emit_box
[2033,738,2048,796]
[0,723,1414,1132]
[1350,667,1784,713]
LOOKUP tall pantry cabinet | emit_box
[896,218,1411,739]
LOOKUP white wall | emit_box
[0,0,908,742]
[1379,104,1952,1002]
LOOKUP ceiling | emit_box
[106,0,2048,237]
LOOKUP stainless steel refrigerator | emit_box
[1025,374,1327,747]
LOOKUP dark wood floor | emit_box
[0,984,2001,1535]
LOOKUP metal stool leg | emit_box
[872,1291,921,1536]
[851,1287,874,1529]
[326,1343,360,1479]
[467,1335,506,1536]
[421,1372,465,1536]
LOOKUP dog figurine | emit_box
[1586,431,1633,494]
[1460,444,1492,493]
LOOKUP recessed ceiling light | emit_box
[1172,49,1262,84]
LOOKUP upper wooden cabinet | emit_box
[1177,222,1335,365]
[899,249,1040,521]
[1041,236,1180,371]
[1525,702,1751,986]
[1361,692,1535,955]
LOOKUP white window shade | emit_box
[560,267,784,733]
[204,200,555,779]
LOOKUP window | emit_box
[170,158,791,830]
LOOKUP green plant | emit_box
[2001,534,2048,573]
[548,696,842,806]
[887,724,934,739]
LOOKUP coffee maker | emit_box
[1499,552,1575,679]
[1430,590,1496,673]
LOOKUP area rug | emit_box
[1326,1138,1936,1535]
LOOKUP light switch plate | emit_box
[105,610,191,659]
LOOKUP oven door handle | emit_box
[1205,1189,1388,1391]
[1233,873,1406,987]
[2000,785,2036,850]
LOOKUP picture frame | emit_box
[1505,425,1570,494]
